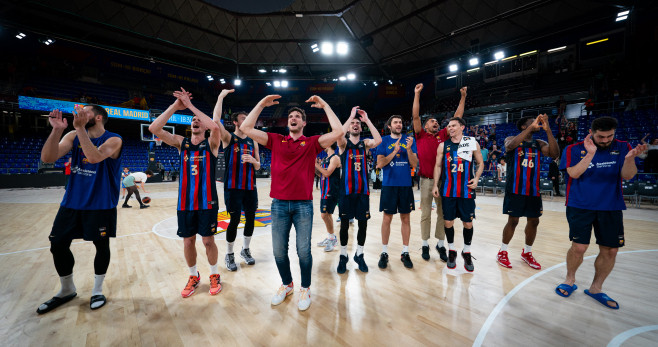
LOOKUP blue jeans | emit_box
[271,199,313,288]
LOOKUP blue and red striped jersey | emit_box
[223,133,256,191]
[320,153,340,199]
[505,140,542,196]
[340,140,369,195]
[178,138,218,211]
[440,140,474,198]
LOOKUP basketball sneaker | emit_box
[271,283,294,306]
[378,252,389,269]
[337,255,348,274]
[324,237,337,252]
[462,251,475,272]
[240,248,255,265]
[225,253,237,271]
[298,287,311,311]
[121,204,132,208]
[209,274,222,295]
[421,245,430,260]
[140,205,150,209]
[435,245,448,262]
[497,250,512,268]
[353,253,369,272]
[401,252,413,269]
[317,237,330,247]
[447,250,457,269]
[181,272,200,298]
[521,251,541,270]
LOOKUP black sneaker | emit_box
[121,204,132,208]
[140,205,150,209]
[421,246,430,261]
[225,253,237,271]
[240,248,255,265]
[378,252,389,269]
[462,251,475,272]
[436,245,448,262]
[401,252,413,269]
[353,253,369,272]
[447,250,457,269]
[337,255,349,274]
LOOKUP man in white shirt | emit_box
[497,158,507,181]
[122,170,153,208]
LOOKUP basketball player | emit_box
[148,88,223,297]
[315,144,341,252]
[336,106,382,273]
[38,105,123,313]
[376,115,418,269]
[211,89,260,271]
[413,84,467,261]
[121,170,153,208]
[432,117,484,272]
[240,94,344,311]
[497,114,559,270]
[556,116,646,309]
[120,167,130,199]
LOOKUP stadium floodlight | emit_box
[616,15,627,22]
[311,43,319,53]
[273,80,281,88]
[347,73,356,80]
[494,51,504,60]
[449,64,458,72]
[281,80,289,88]
[258,68,267,73]
[266,82,272,86]
[206,75,213,81]
[321,42,333,55]
[336,42,348,55]
[469,58,479,66]
[15,32,26,39]
[234,79,242,86]
[272,69,278,72]
[446,75,457,79]
[339,76,347,81]
[373,81,378,86]
[219,78,225,83]
[279,68,287,73]
[547,46,567,53]
[388,80,393,85]
[43,38,54,45]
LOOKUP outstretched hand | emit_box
[218,89,235,99]
[460,86,468,97]
[306,95,328,109]
[357,109,369,123]
[260,95,281,108]
[349,106,359,119]
[415,83,423,94]
[72,105,93,130]
[173,88,194,109]
[626,143,648,159]
[48,109,68,130]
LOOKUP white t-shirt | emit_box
[497,164,507,179]
[130,172,148,183]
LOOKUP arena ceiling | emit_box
[0,0,644,81]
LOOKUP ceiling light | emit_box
[449,64,458,72]
[467,67,479,73]
[321,42,333,55]
[339,76,346,81]
[273,80,281,88]
[336,42,348,55]
[388,80,393,85]
[234,79,242,86]
[347,73,355,80]
[469,58,479,66]
[272,69,278,73]
[373,81,378,86]
[446,75,457,79]
[207,75,214,81]
[484,60,497,66]
[494,51,504,60]
[258,68,266,73]
[15,32,26,39]
[311,43,320,53]
[281,80,288,88]
[520,50,538,57]
[502,55,517,61]
[586,38,608,46]
[547,46,567,53]
[616,15,627,22]
[617,10,629,17]
[332,78,338,81]
[279,68,287,73]
[220,79,225,83]
[266,82,272,86]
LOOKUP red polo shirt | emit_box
[266,133,323,200]
[415,128,448,178]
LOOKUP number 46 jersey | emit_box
[340,140,369,195]
[505,140,543,197]
[178,137,219,211]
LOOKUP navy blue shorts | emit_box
[177,209,219,238]
[321,195,339,214]
[224,188,258,214]
[441,197,476,222]
[503,193,543,218]
[50,206,117,242]
[566,206,625,248]
[379,186,415,214]
[339,193,370,220]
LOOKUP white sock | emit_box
[189,265,197,277]
[92,274,105,296]
[56,274,76,297]
[422,240,429,247]
[340,246,348,256]
[463,245,471,253]
[243,237,251,249]
[382,244,388,253]
[448,243,455,251]
[227,242,234,254]
[438,239,445,248]
[210,263,219,275]
[501,243,508,252]
[524,244,532,253]
[402,245,409,254]
[356,245,364,256]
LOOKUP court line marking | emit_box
[0,231,152,256]
[473,249,658,347]
[607,325,658,347]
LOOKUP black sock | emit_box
[445,226,455,244]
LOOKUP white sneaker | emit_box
[317,237,330,247]
[298,287,311,311]
[271,283,294,306]
[324,237,337,252]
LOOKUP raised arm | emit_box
[213,89,235,147]
[432,142,445,197]
[504,116,541,152]
[72,106,122,164]
[338,106,358,151]
[538,114,560,159]
[622,143,647,180]
[148,94,187,149]
[359,110,382,149]
[453,87,468,118]
[41,109,76,163]
[412,83,423,134]
[566,134,596,179]
[240,95,280,146]
[174,89,220,154]
[309,96,345,148]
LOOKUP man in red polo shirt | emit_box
[240,94,344,311]
[413,84,467,262]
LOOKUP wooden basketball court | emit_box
[1,180,657,346]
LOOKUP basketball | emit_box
[142,197,151,204]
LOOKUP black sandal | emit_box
[36,292,77,314]
[90,295,107,310]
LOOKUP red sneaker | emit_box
[521,251,541,270]
[497,250,512,268]
[209,274,222,295]
[181,272,200,298]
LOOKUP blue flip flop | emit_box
[555,283,578,297]
[584,289,619,309]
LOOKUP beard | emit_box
[85,117,96,129]
[594,140,612,150]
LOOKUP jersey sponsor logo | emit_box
[611,150,619,155]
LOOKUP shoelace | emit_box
[210,275,220,287]
[185,276,198,290]
[243,249,252,258]
[277,285,290,296]
[300,288,310,300]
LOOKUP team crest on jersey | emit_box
[234,146,240,152]
[446,153,452,162]
[518,150,524,156]
[184,155,189,162]
[300,141,306,146]
[185,143,189,148]
[82,157,89,164]
[99,226,106,237]
[581,150,586,155]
